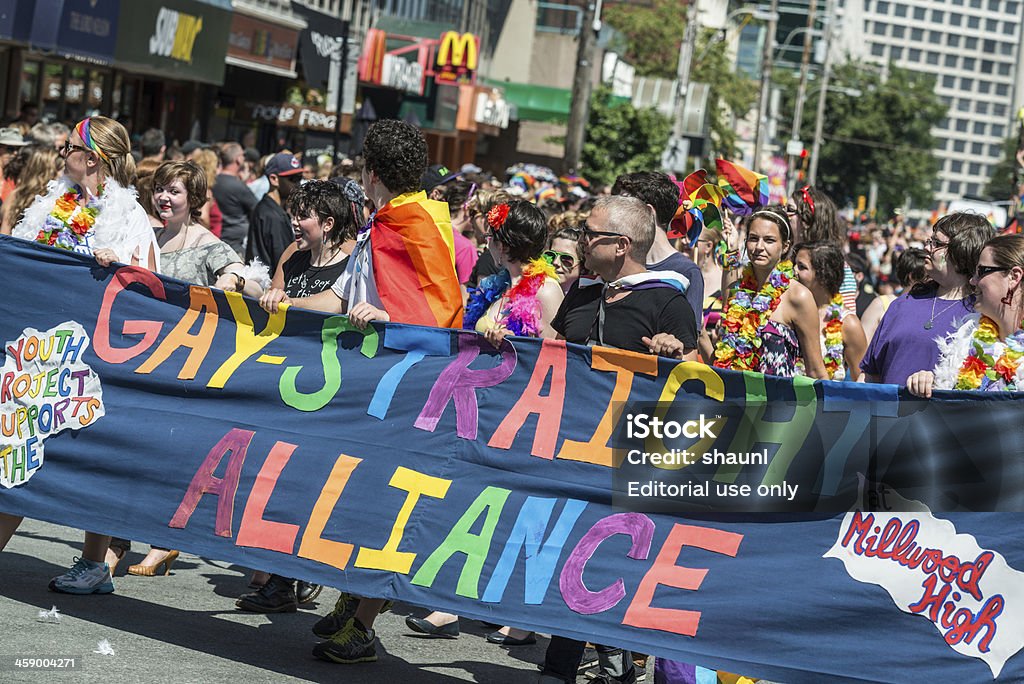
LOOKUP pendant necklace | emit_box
[924,293,962,330]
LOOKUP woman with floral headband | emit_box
[907,234,1024,397]
[715,207,828,379]
[2,116,159,596]
[793,241,868,381]
[13,116,158,271]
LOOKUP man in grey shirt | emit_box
[211,142,257,254]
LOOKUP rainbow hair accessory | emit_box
[74,118,110,162]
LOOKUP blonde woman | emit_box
[1,144,62,233]
[4,116,159,594]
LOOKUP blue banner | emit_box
[0,236,1022,683]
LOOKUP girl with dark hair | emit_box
[861,212,995,385]
[464,199,565,347]
[793,241,868,381]
[786,185,860,312]
[267,178,361,299]
[714,207,828,379]
[908,234,1024,396]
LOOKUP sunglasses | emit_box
[924,237,949,251]
[543,249,579,270]
[60,140,91,158]
[579,226,626,242]
[974,264,1009,279]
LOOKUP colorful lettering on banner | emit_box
[0,322,104,488]
[825,485,1024,677]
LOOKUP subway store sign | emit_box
[115,0,232,85]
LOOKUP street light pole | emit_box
[809,0,836,186]
[787,0,816,195]
[564,1,599,174]
[752,0,779,170]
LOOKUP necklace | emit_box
[925,293,963,330]
[821,293,845,379]
[714,260,794,371]
[36,182,103,250]
[955,316,1024,390]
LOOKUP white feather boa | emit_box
[237,257,272,291]
[13,176,160,271]
[932,313,1024,390]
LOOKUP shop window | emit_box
[20,61,41,108]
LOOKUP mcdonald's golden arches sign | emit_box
[435,31,479,85]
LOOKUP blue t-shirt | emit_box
[648,251,704,327]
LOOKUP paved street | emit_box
[0,519,551,683]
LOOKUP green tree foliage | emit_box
[581,85,673,187]
[777,62,945,213]
[603,2,757,164]
[985,135,1023,201]
[602,0,685,78]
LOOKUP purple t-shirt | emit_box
[860,288,974,385]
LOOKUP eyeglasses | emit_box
[543,249,579,270]
[924,237,949,251]
[974,264,1009,279]
[60,140,91,158]
[784,205,798,215]
[579,225,626,242]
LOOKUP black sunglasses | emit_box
[579,225,625,241]
[60,140,91,158]
[975,264,1009,279]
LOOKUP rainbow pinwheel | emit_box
[716,159,769,216]
[668,169,726,246]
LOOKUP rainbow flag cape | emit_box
[371,192,464,328]
[716,159,769,216]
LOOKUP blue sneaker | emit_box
[49,557,114,594]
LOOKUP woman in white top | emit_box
[3,116,160,594]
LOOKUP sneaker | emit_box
[311,594,394,638]
[312,617,377,664]
[296,581,323,604]
[49,557,114,595]
[235,574,297,613]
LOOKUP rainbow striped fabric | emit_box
[715,159,769,216]
[371,191,464,329]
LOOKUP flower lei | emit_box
[713,260,794,371]
[463,257,557,336]
[954,316,1024,390]
[34,183,103,250]
[822,293,845,379]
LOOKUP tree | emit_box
[580,85,673,187]
[777,62,945,213]
[985,134,1024,202]
[602,0,685,78]
[602,5,757,164]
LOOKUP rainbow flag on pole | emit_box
[371,192,464,328]
[716,159,769,215]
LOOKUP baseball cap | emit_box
[180,140,203,155]
[421,163,460,192]
[265,152,304,177]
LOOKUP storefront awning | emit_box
[481,79,571,124]
[25,0,121,65]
